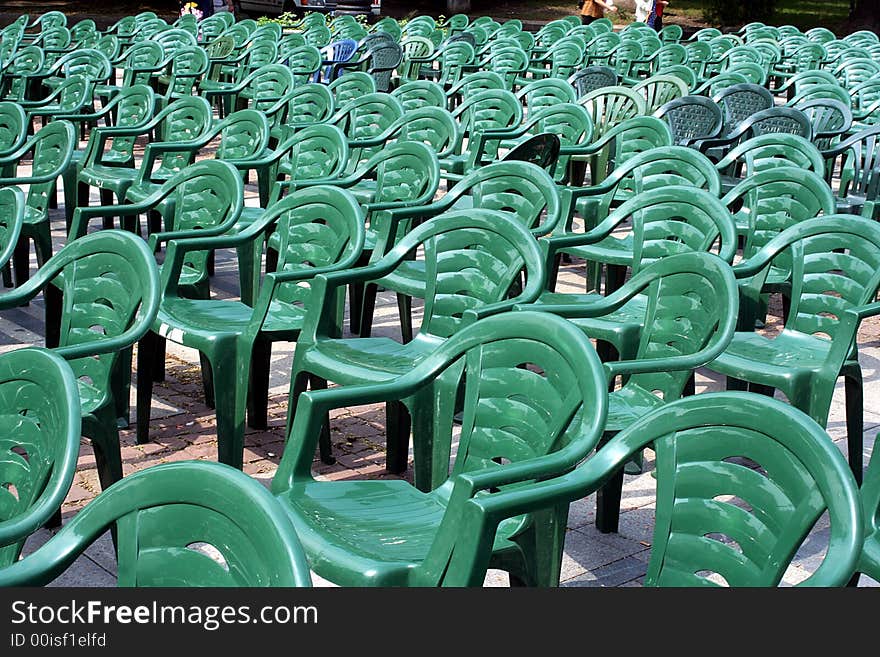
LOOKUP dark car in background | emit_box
[233,0,382,17]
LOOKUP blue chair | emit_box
[315,38,358,83]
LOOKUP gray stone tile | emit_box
[560,556,647,588]
[47,557,116,587]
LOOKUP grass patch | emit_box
[670,0,850,31]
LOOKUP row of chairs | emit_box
[0,10,877,587]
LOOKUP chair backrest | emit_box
[596,145,721,216]
[747,216,880,347]
[148,96,213,178]
[332,92,404,164]
[364,41,403,92]
[516,78,578,114]
[442,160,563,238]
[257,187,365,315]
[594,392,862,586]
[587,115,674,183]
[822,126,880,201]
[453,89,523,162]
[381,106,459,160]
[235,64,295,113]
[278,124,349,183]
[654,95,723,146]
[634,74,690,115]
[0,101,26,157]
[328,71,376,107]
[380,209,546,340]
[285,83,335,126]
[715,133,824,178]
[0,347,79,567]
[794,98,853,150]
[391,80,446,112]
[0,461,312,586]
[0,186,24,273]
[732,106,813,142]
[579,85,646,139]
[22,230,159,414]
[724,166,835,265]
[568,65,618,98]
[712,83,775,135]
[7,121,75,222]
[502,133,561,176]
[285,45,322,85]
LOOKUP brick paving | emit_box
[5,120,879,588]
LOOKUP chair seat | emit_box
[708,329,834,390]
[535,292,648,350]
[559,234,635,267]
[79,164,138,194]
[278,479,522,586]
[300,333,443,386]
[155,298,252,349]
[374,260,427,298]
[606,383,666,433]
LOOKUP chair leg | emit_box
[99,188,115,230]
[308,375,333,465]
[112,348,132,429]
[84,407,123,492]
[1,262,12,288]
[136,332,159,445]
[12,237,30,288]
[44,507,62,529]
[358,283,378,337]
[210,346,250,470]
[200,353,216,409]
[385,400,411,475]
[349,281,365,334]
[844,367,864,486]
[44,284,62,349]
[247,338,271,430]
[397,293,413,343]
[596,464,624,534]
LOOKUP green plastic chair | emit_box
[342,105,459,163]
[723,167,835,325]
[274,311,607,586]
[712,83,775,137]
[520,251,739,533]
[445,70,505,107]
[359,160,564,340]
[56,83,156,227]
[472,103,593,183]
[0,120,75,287]
[136,186,365,470]
[516,78,577,114]
[326,92,404,169]
[328,71,377,108]
[200,63,295,119]
[714,132,824,194]
[694,106,813,159]
[0,461,312,587]
[154,45,209,110]
[705,215,880,487]
[539,187,737,372]
[0,347,79,567]
[285,45,323,86]
[391,80,446,111]
[475,392,863,586]
[77,96,213,223]
[70,160,244,295]
[570,115,673,187]
[633,74,689,114]
[287,209,547,490]
[577,85,646,183]
[0,230,159,493]
[122,108,269,231]
[653,95,723,147]
[18,74,94,134]
[820,125,880,220]
[442,88,522,179]
[0,101,27,160]
[569,67,619,102]
[794,98,852,151]
[283,82,335,128]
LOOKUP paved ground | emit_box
[5,115,879,588]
